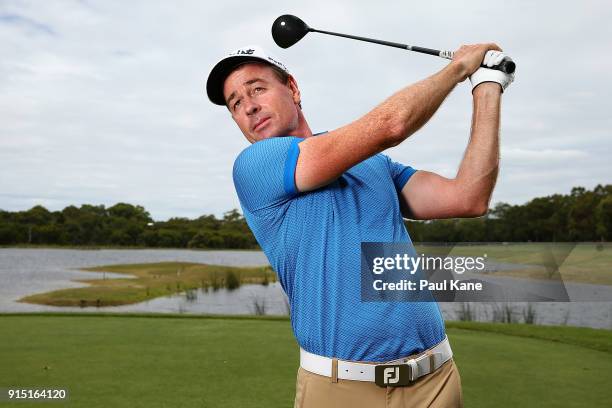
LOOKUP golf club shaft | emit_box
[310,28,515,74]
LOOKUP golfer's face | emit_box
[223,63,300,143]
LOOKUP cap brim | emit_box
[206,56,271,106]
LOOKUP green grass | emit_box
[415,242,612,286]
[1,314,611,407]
[19,262,276,307]
[450,327,612,408]
[445,320,612,354]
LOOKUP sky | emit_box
[1,0,611,221]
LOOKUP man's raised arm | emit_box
[294,43,501,193]
[399,48,514,220]
[399,82,502,220]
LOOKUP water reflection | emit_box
[1,249,611,329]
[103,282,291,316]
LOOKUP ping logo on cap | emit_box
[266,56,287,71]
[235,48,255,55]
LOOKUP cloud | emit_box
[0,0,611,220]
[502,147,589,163]
[0,13,55,36]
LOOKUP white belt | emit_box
[300,336,453,383]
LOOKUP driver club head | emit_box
[272,14,311,48]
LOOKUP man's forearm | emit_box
[370,62,465,145]
[455,83,502,213]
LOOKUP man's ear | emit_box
[287,75,301,106]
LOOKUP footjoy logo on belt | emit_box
[384,367,400,384]
[375,364,411,387]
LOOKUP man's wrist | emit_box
[472,82,502,98]
[443,61,468,84]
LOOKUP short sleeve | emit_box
[385,155,418,192]
[233,136,302,214]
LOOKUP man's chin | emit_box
[253,129,283,141]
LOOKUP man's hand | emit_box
[469,51,515,93]
[450,43,502,82]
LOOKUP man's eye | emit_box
[254,87,264,93]
[233,100,241,110]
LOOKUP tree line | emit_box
[0,204,257,249]
[406,185,611,242]
[0,185,610,248]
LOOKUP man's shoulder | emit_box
[234,136,302,165]
[365,153,415,174]
[354,153,392,170]
[347,154,408,184]
[232,136,304,197]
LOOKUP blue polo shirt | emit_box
[233,134,445,362]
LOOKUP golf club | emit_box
[272,15,516,74]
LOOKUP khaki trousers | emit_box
[294,358,463,408]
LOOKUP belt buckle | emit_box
[374,362,414,387]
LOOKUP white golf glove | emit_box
[469,50,515,93]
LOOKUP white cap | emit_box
[206,45,290,105]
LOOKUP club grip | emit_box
[488,57,515,74]
[442,51,516,74]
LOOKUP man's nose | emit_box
[245,97,260,115]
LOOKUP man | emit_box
[206,43,513,407]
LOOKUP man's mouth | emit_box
[253,117,271,132]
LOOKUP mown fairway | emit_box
[1,314,611,407]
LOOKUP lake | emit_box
[1,248,611,329]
